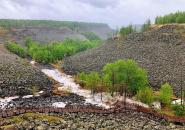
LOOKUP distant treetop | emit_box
[155,11,185,24]
[0,19,109,31]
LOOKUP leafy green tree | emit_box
[85,72,100,94]
[159,83,173,106]
[103,59,148,95]
[102,62,117,96]
[102,74,112,93]
[136,87,154,105]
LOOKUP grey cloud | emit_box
[76,0,119,8]
[0,0,185,28]
[11,0,33,6]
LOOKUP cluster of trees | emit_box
[119,19,151,36]
[6,38,100,64]
[119,25,136,36]
[5,41,26,58]
[155,11,185,24]
[76,59,149,99]
[26,39,100,63]
[76,59,185,116]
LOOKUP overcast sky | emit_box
[0,0,185,28]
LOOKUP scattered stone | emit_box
[4,93,85,109]
[2,111,183,130]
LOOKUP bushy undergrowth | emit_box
[172,104,185,117]
[5,41,26,58]
[6,38,101,64]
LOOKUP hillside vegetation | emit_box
[155,11,185,24]
[6,39,101,64]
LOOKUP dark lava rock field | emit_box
[0,47,52,97]
[63,24,185,95]
[1,111,184,130]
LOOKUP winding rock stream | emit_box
[0,61,148,109]
[41,68,149,109]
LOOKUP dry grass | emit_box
[52,82,70,96]
[158,107,175,117]
[51,60,64,73]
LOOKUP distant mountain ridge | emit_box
[0,19,113,40]
[8,26,88,44]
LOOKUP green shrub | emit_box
[136,87,154,105]
[5,41,26,58]
[159,83,173,106]
[172,104,185,117]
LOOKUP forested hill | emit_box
[0,19,113,39]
